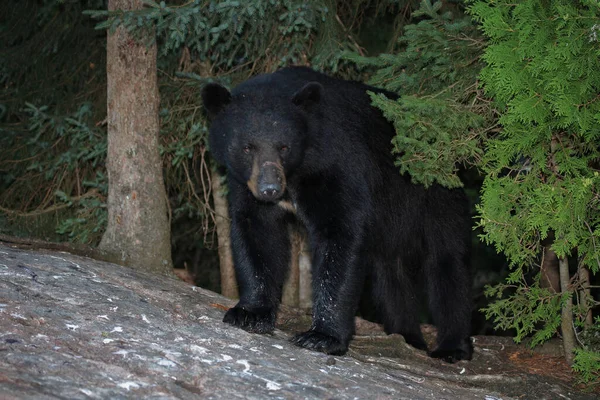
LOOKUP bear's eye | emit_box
[279,145,289,153]
[243,145,253,154]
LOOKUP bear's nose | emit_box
[259,183,281,200]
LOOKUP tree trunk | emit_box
[211,169,238,299]
[540,245,560,293]
[282,227,301,306]
[558,256,576,365]
[578,264,593,328]
[298,232,312,308]
[99,0,173,275]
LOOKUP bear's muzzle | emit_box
[247,160,286,202]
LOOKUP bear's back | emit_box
[233,66,396,105]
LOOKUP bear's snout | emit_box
[248,161,286,202]
[257,161,284,201]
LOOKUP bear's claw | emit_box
[223,306,275,334]
[291,330,348,355]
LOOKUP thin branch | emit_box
[0,189,99,217]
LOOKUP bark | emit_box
[578,265,593,328]
[99,0,172,275]
[558,256,576,365]
[540,245,560,293]
[298,233,313,308]
[211,169,238,299]
[282,227,301,306]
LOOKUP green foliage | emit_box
[370,92,485,187]
[470,0,600,380]
[573,347,600,386]
[21,103,107,176]
[0,0,109,242]
[85,0,352,73]
[158,75,219,245]
[482,281,564,346]
[354,0,483,95]
[0,0,108,114]
[55,185,108,244]
[470,0,600,272]
[573,318,600,385]
[348,0,492,188]
[0,102,108,243]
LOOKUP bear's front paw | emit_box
[291,330,348,355]
[223,306,275,334]
[429,338,473,363]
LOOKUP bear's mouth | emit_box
[247,160,286,202]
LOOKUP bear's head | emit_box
[202,81,322,203]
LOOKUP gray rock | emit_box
[0,244,563,399]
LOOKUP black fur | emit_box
[203,67,473,362]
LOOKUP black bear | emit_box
[202,67,473,363]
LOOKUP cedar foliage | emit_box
[347,0,494,188]
[469,0,600,381]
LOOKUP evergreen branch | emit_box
[583,219,600,270]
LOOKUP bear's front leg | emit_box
[291,224,366,355]
[223,182,291,334]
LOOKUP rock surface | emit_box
[0,244,594,399]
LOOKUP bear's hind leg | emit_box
[426,254,473,363]
[372,261,428,352]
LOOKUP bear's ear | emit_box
[202,83,231,118]
[292,82,323,109]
